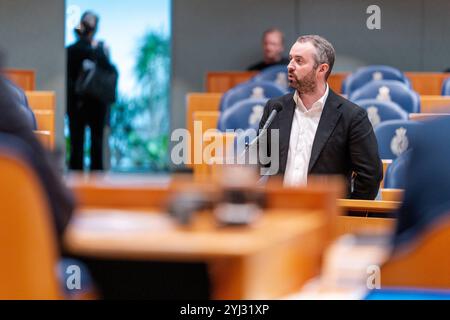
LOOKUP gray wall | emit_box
[171,0,450,134]
[0,0,66,149]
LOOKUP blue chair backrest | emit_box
[219,81,285,112]
[441,77,450,95]
[251,65,289,91]
[342,65,410,95]
[374,120,422,160]
[217,98,268,132]
[384,149,411,189]
[349,80,420,113]
[354,99,409,129]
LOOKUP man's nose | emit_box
[287,60,294,71]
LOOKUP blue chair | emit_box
[441,77,450,95]
[349,80,420,114]
[251,65,289,91]
[217,98,267,132]
[342,65,410,96]
[354,99,408,129]
[219,80,285,112]
[384,150,411,189]
[374,120,422,160]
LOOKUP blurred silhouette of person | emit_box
[393,116,450,248]
[247,28,289,71]
[3,78,37,130]
[67,11,117,171]
[0,55,75,242]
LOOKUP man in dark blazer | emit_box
[259,35,382,199]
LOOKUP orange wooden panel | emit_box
[186,93,222,167]
[25,91,56,111]
[337,199,400,213]
[191,111,221,178]
[420,95,450,113]
[328,72,349,93]
[409,113,450,121]
[206,71,257,93]
[406,72,450,95]
[33,110,55,148]
[335,216,395,237]
[3,69,36,91]
[380,188,404,202]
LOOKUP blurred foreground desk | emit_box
[66,173,401,213]
[66,173,398,239]
[64,208,326,299]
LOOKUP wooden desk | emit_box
[66,173,172,209]
[338,199,400,213]
[64,208,327,299]
[420,95,450,113]
[67,173,401,213]
[409,113,450,121]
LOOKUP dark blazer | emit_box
[259,89,383,199]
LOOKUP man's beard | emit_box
[291,68,317,94]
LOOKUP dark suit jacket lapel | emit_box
[308,89,343,173]
[278,95,296,173]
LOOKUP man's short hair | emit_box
[263,28,285,45]
[297,35,335,79]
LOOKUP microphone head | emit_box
[273,102,283,112]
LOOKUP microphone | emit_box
[240,102,283,158]
[260,102,283,132]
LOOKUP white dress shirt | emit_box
[284,84,329,186]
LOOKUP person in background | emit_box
[247,28,290,71]
[67,11,116,171]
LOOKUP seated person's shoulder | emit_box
[247,61,265,71]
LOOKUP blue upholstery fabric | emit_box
[384,149,411,189]
[441,77,450,95]
[219,80,284,112]
[374,120,422,159]
[342,65,410,96]
[355,99,409,129]
[393,117,450,248]
[349,80,420,113]
[217,98,268,132]
[251,64,289,91]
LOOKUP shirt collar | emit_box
[293,83,329,113]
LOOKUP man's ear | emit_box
[318,64,329,77]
